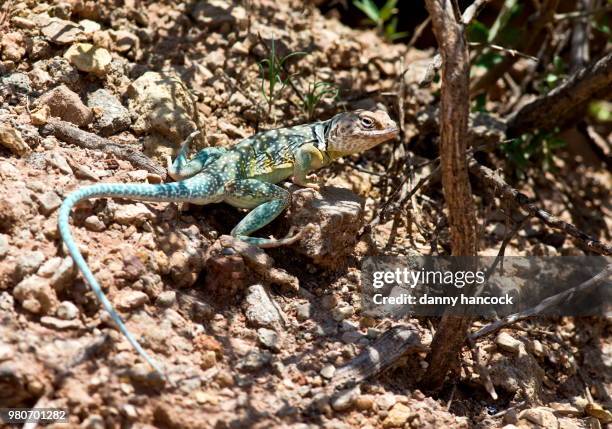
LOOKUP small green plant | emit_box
[352,0,408,42]
[258,38,305,117]
[588,100,612,123]
[537,55,568,93]
[302,80,339,120]
[501,130,566,178]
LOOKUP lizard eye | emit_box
[360,117,374,129]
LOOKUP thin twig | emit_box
[468,42,539,61]
[554,4,612,21]
[407,16,431,49]
[485,216,530,277]
[41,120,167,178]
[489,401,527,418]
[468,337,498,400]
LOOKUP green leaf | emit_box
[545,73,559,85]
[589,100,612,122]
[474,51,504,69]
[379,0,398,22]
[279,51,306,66]
[552,55,567,74]
[353,0,381,24]
[472,93,487,113]
[467,21,489,43]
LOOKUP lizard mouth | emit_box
[369,127,399,139]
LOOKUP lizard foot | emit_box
[292,173,321,190]
[235,225,312,249]
[292,187,320,196]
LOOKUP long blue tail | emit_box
[58,180,219,378]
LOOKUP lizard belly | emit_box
[224,195,261,209]
[250,166,293,184]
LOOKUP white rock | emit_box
[37,257,62,277]
[320,364,336,379]
[78,19,101,35]
[0,234,9,258]
[331,386,360,411]
[244,284,281,328]
[0,343,14,361]
[84,215,105,232]
[35,191,62,215]
[49,257,75,290]
[112,203,154,225]
[496,332,524,354]
[116,290,149,310]
[63,43,112,75]
[519,407,559,428]
[13,275,58,314]
[56,301,79,320]
[16,251,45,279]
[41,19,85,44]
[257,328,280,352]
[376,393,397,411]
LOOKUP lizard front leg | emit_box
[292,143,325,190]
[224,179,302,248]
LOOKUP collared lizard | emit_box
[58,109,398,378]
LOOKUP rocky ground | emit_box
[0,0,611,428]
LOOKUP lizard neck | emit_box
[312,120,330,152]
[310,120,352,163]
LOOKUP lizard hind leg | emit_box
[167,131,227,181]
[225,179,302,248]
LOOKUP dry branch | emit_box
[471,263,612,340]
[329,326,425,389]
[469,160,612,255]
[506,51,612,137]
[422,0,478,393]
[461,0,492,25]
[41,119,167,178]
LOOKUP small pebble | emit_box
[320,364,336,379]
[35,191,62,215]
[116,290,148,310]
[84,215,106,232]
[257,328,280,352]
[331,386,360,411]
[295,302,312,321]
[56,301,79,320]
[156,290,176,307]
[332,304,354,321]
[0,234,9,258]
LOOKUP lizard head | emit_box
[326,109,399,154]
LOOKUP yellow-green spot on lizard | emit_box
[58,109,398,379]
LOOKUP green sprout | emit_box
[258,37,305,117]
[352,0,409,42]
[501,130,566,178]
[302,80,339,121]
